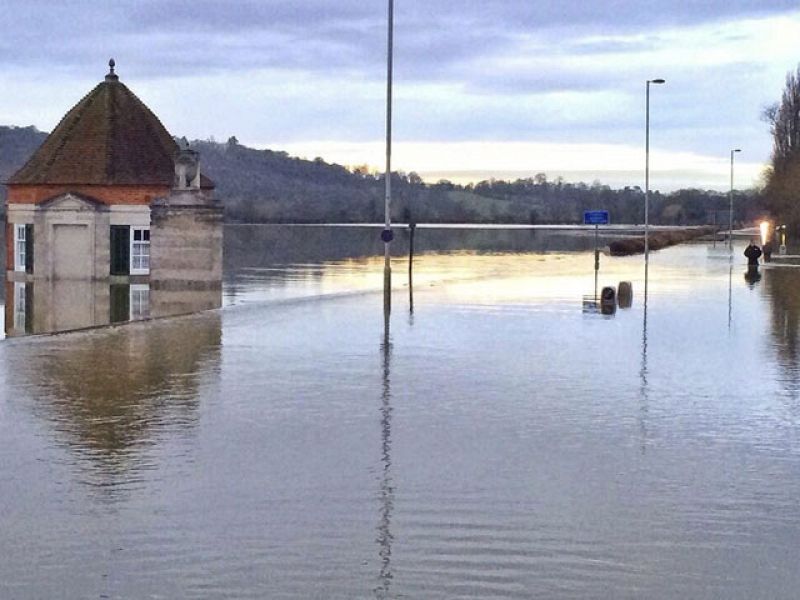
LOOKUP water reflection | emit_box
[408,250,415,316]
[728,264,733,331]
[224,224,603,273]
[5,281,112,336]
[4,281,221,337]
[110,283,149,322]
[375,300,395,597]
[639,262,650,454]
[4,234,800,597]
[5,314,221,499]
[408,224,416,315]
[744,266,762,287]
[764,267,800,393]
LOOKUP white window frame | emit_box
[14,224,27,272]
[130,226,150,275]
[129,284,151,320]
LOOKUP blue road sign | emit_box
[584,210,610,225]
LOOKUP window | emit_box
[110,225,150,276]
[14,224,34,274]
[130,227,150,275]
[15,224,26,272]
[110,226,130,276]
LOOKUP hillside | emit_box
[0,125,47,204]
[0,125,763,224]
[193,138,480,223]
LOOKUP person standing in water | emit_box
[744,240,763,266]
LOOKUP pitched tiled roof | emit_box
[9,72,214,189]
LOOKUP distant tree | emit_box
[435,179,455,191]
[351,164,372,178]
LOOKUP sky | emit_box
[1,0,799,191]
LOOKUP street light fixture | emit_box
[645,78,665,269]
[729,148,741,251]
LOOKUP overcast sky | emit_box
[1,0,799,190]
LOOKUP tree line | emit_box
[201,137,764,225]
[0,126,765,226]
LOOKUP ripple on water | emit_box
[2,237,800,598]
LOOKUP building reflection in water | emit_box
[5,281,222,337]
[4,312,222,500]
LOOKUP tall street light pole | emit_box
[644,78,665,270]
[382,0,394,315]
[729,148,741,251]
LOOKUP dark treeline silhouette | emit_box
[763,64,800,235]
[1,125,764,225]
[194,137,472,223]
[458,176,762,226]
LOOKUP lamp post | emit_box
[382,0,394,315]
[728,148,741,251]
[644,78,665,268]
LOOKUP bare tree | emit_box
[764,66,800,170]
[763,65,800,232]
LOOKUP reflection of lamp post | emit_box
[377,290,394,597]
[645,78,665,267]
[729,148,741,251]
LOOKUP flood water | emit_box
[2,225,800,598]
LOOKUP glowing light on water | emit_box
[760,221,770,246]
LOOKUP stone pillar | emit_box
[150,188,223,293]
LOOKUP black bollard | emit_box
[617,281,633,309]
[601,286,617,315]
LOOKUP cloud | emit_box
[1,0,796,79]
[0,1,797,188]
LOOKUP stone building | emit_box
[5,60,222,285]
[4,60,223,336]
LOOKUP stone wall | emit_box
[150,190,223,290]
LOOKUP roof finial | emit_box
[106,58,118,81]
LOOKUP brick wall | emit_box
[7,184,170,206]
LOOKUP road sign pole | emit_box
[584,211,608,301]
[594,223,599,300]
